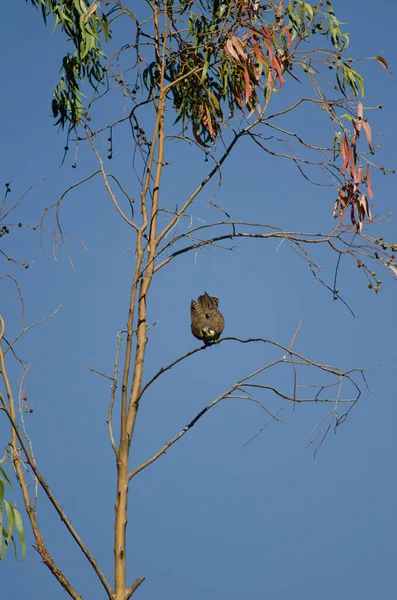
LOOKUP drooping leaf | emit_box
[366,164,374,199]
[355,163,363,186]
[242,67,252,104]
[375,55,389,71]
[1,501,15,560]
[340,134,350,173]
[225,39,240,61]
[0,466,13,490]
[13,508,26,560]
[361,120,373,151]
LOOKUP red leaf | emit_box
[242,67,252,104]
[225,39,239,61]
[253,43,269,69]
[271,54,284,88]
[351,203,358,229]
[233,85,243,108]
[334,185,352,218]
[361,193,372,221]
[362,120,372,150]
[340,134,350,174]
[351,103,363,143]
[352,119,361,143]
[192,123,210,148]
[349,144,356,180]
[262,28,274,60]
[262,34,283,87]
[283,26,293,48]
[355,163,363,186]
[231,36,247,60]
[366,164,374,199]
[203,104,215,138]
[85,2,99,20]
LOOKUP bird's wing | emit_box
[211,296,219,307]
[191,299,204,317]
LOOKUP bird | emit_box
[190,292,225,345]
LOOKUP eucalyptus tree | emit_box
[1,1,394,599]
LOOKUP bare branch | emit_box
[0,179,45,222]
[0,315,113,599]
[108,331,124,456]
[138,346,207,401]
[129,327,363,478]
[241,403,292,449]
[84,359,113,381]
[5,305,62,355]
[86,131,138,230]
[0,274,25,331]
[40,170,101,253]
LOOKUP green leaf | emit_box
[335,70,347,98]
[0,466,13,489]
[0,499,26,561]
[200,56,211,83]
[101,15,110,42]
[208,91,223,120]
[343,64,365,97]
[303,2,313,23]
[13,508,26,560]
[52,14,60,32]
[1,501,15,559]
[0,478,4,554]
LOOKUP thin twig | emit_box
[5,305,62,355]
[84,360,113,381]
[108,331,124,456]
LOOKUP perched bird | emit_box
[190,292,225,345]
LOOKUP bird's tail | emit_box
[199,292,219,311]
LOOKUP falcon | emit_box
[190,292,225,345]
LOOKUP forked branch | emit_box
[129,331,364,479]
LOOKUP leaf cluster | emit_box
[142,0,359,145]
[26,0,110,128]
[26,0,368,140]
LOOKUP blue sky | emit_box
[1,2,396,599]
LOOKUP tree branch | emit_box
[128,331,363,478]
[0,317,113,600]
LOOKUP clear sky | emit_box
[1,2,396,599]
